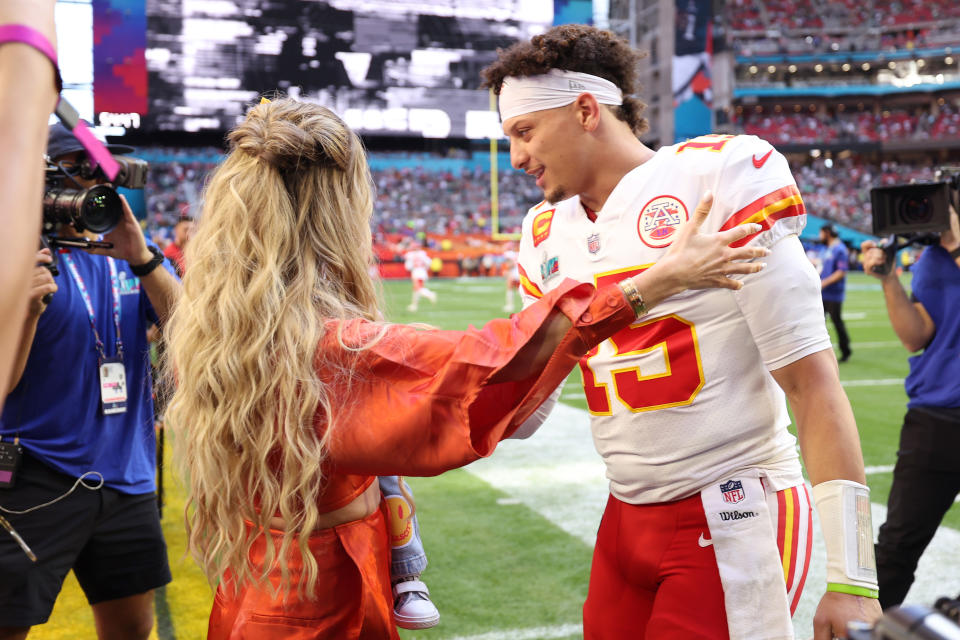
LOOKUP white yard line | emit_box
[849,341,903,349]
[841,378,905,387]
[445,623,582,640]
[865,465,895,474]
[466,403,960,640]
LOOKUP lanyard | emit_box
[61,252,123,362]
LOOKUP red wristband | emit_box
[0,24,62,92]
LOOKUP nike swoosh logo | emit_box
[753,149,773,169]
[698,533,713,548]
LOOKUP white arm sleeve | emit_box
[506,278,560,439]
[508,384,561,439]
[733,234,833,371]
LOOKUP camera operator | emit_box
[0,123,179,640]
[860,205,960,610]
[0,0,59,411]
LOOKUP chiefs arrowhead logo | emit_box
[752,149,773,169]
[637,195,688,248]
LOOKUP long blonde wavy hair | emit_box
[164,97,381,597]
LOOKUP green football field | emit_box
[30,273,959,640]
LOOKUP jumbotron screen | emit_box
[140,0,557,139]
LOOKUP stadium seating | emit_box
[139,150,538,248]
[138,148,947,246]
[736,104,960,144]
[728,0,960,54]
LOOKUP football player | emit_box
[403,239,437,312]
[483,24,882,640]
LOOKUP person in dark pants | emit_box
[860,208,960,609]
[820,224,852,362]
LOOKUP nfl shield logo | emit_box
[587,233,601,254]
[720,480,745,504]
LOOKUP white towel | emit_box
[701,473,794,640]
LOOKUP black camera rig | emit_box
[868,167,960,275]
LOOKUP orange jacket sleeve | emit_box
[322,277,635,477]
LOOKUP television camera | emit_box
[869,167,960,275]
[42,152,148,275]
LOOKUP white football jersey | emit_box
[404,249,431,281]
[517,135,831,504]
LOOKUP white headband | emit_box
[498,69,624,122]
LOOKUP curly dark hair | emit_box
[481,24,649,136]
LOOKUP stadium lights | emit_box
[888,61,896,69]
[917,59,926,68]
[810,149,821,158]
[842,63,851,71]
[814,63,823,72]
[946,56,955,65]
[767,65,777,73]
[788,64,797,73]
[862,62,871,71]
[749,65,758,74]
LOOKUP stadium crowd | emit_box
[142,149,539,248]
[728,0,960,33]
[736,103,960,145]
[728,0,960,55]
[138,146,946,244]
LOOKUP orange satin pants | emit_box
[207,506,398,640]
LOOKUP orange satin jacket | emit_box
[209,278,636,639]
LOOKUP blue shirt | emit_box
[820,241,849,302]
[905,246,960,409]
[1,247,176,494]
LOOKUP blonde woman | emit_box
[164,97,768,639]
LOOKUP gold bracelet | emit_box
[617,278,647,318]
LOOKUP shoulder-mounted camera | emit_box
[43,154,148,240]
[868,167,960,275]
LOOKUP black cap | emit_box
[46,121,135,161]
[820,223,838,238]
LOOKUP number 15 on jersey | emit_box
[579,267,705,414]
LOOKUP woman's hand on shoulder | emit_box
[656,190,769,294]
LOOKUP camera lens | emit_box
[43,185,122,234]
[81,185,122,233]
[898,195,934,223]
